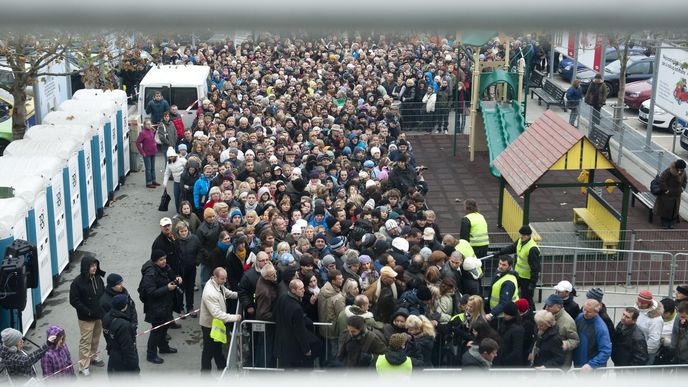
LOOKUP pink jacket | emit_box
[136,128,158,157]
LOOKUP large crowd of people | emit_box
[3,32,688,380]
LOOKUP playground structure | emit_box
[466,38,527,172]
[492,111,634,248]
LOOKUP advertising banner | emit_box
[655,48,688,122]
[554,32,604,71]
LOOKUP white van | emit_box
[137,65,210,129]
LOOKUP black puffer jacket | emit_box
[140,260,175,324]
[612,323,649,366]
[69,255,106,321]
[177,232,201,267]
[102,308,140,373]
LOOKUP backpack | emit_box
[650,175,662,195]
[137,275,147,303]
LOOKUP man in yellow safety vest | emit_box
[486,256,519,322]
[496,225,540,312]
[460,199,489,259]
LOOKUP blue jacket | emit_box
[566,86,583,106]
[574,314,611,368]
[193,175,212,208]
[308,214,329,232]
[145,98,170,124]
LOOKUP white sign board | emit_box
[553,31,604,72]
[655,48,688,122]
[33,59,70,124]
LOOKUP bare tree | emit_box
[0,32,136,140]
[607,32,634,114]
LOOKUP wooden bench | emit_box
[573,190,621,250]
[587,126,613,161]
[528,70,545,98]
[532,79,567,111]
[631,191,656,223]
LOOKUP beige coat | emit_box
[200,278,240,328]
[554,307,580,368]
[318,282,345,339]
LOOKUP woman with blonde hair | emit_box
[244,210,260,228]
[406,314,436,367]
[342,278,360,306]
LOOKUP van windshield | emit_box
[143,87,198,111]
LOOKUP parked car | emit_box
[639,99,688,135]
[681,126,688,151]
[0,90,36,155]
[578,55,655,96]
[624,78,653,110]
[559,46,646,82]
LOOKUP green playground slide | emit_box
[479,100,526,177]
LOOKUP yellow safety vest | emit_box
[375,354,413,375]
[515,238,539,280]
[454,239,476,258]
[489,273,519,310]
[465,213,489,247]
[210,318,227,343]
[450,312,466,323]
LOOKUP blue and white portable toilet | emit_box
[0,156,69,285]
[5,138,84,252]
[0,176,52,306]
[59,99,119,197]
[72,89,131,179]
[0,197,34,334]
[41,111,108,216]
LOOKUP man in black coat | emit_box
[612,307,649,366]
[152,217,182,278]
[100,273,138,329]
[69,255,106,375]
[495,302,525,367]
[141,249,182,364]
[272,279,318,368]
[102,295,140,374]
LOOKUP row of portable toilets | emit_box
[0,89,131,334]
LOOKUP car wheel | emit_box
[0,139,9,156]
[604,81,616,96]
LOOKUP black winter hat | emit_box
[151,249,167,262]
[107,273,123,288]
[503,302,519,317]
[416,286,432,302]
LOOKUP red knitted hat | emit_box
[515,298,530,314]
[637,290,654,305]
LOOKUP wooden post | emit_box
[469,50,481,162]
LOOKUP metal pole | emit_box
[657,151,664,174]
[625,231,636,288]
[668,253,678,298]
[645,46,662,148]
[599,36,606,81]
[618,114,625,165]
[571,32,580,83]
[453,42,460,157]
[571,232,579,287]
[549,33,556,79]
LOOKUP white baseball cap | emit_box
[554,280,573,292]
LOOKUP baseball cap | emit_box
[553,280,573,293]
[159,217,172,227]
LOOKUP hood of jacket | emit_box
[80,255,105,279]
[46,325,65,338]
[320,281,342,299]
[467,345,491,367]
[638,300,664,319]
[345,305,374,320]
[383,348,409,366]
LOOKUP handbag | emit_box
[650,175,662,195]
[158,190,171,211]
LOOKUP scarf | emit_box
[375,279,397,300]
[235,247,247,263]
[217,241,231,254]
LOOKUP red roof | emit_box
[493,111,583,196]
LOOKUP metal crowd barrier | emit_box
[567,364,688,376]
[236,319,333,372]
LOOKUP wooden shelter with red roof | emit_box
[493,111,632,250]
